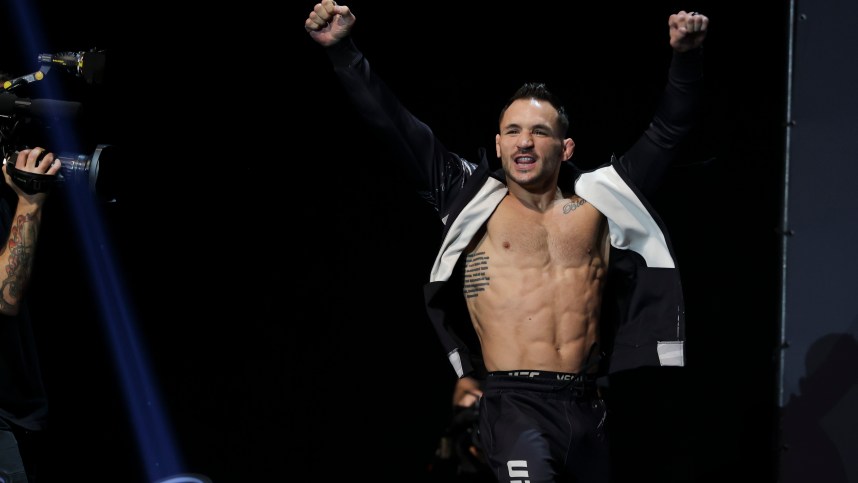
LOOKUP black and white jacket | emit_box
[327,38,703,378]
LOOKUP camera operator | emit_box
[0,142,60,481]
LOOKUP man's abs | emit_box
[463,198,609,373]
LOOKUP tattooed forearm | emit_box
[463,251,490,299]
[0,213,39,312]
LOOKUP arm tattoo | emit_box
[0,213,38,312]
[463,252,490,299]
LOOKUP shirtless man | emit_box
[305,2,709,481]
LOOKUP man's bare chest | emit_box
[476,196,606,265]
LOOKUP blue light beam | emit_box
[9,0,201,480]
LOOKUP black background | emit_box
[0,1,787,482]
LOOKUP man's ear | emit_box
[563,138,575,161]
[495,134,501,158]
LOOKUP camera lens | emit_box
[56,144,115,198]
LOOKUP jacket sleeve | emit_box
[325,38,476,215]
[617,47,704,198]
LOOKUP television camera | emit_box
[0,49,114,198]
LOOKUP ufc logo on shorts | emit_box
[507,460,530,483]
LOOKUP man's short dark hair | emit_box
[499,83,570,136]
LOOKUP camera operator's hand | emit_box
[3,147,61,204]
[453,376,483,408]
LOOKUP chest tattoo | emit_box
[563,198,588,214]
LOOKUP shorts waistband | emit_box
[487,370,596,382]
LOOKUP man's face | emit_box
[495,98,573,192]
